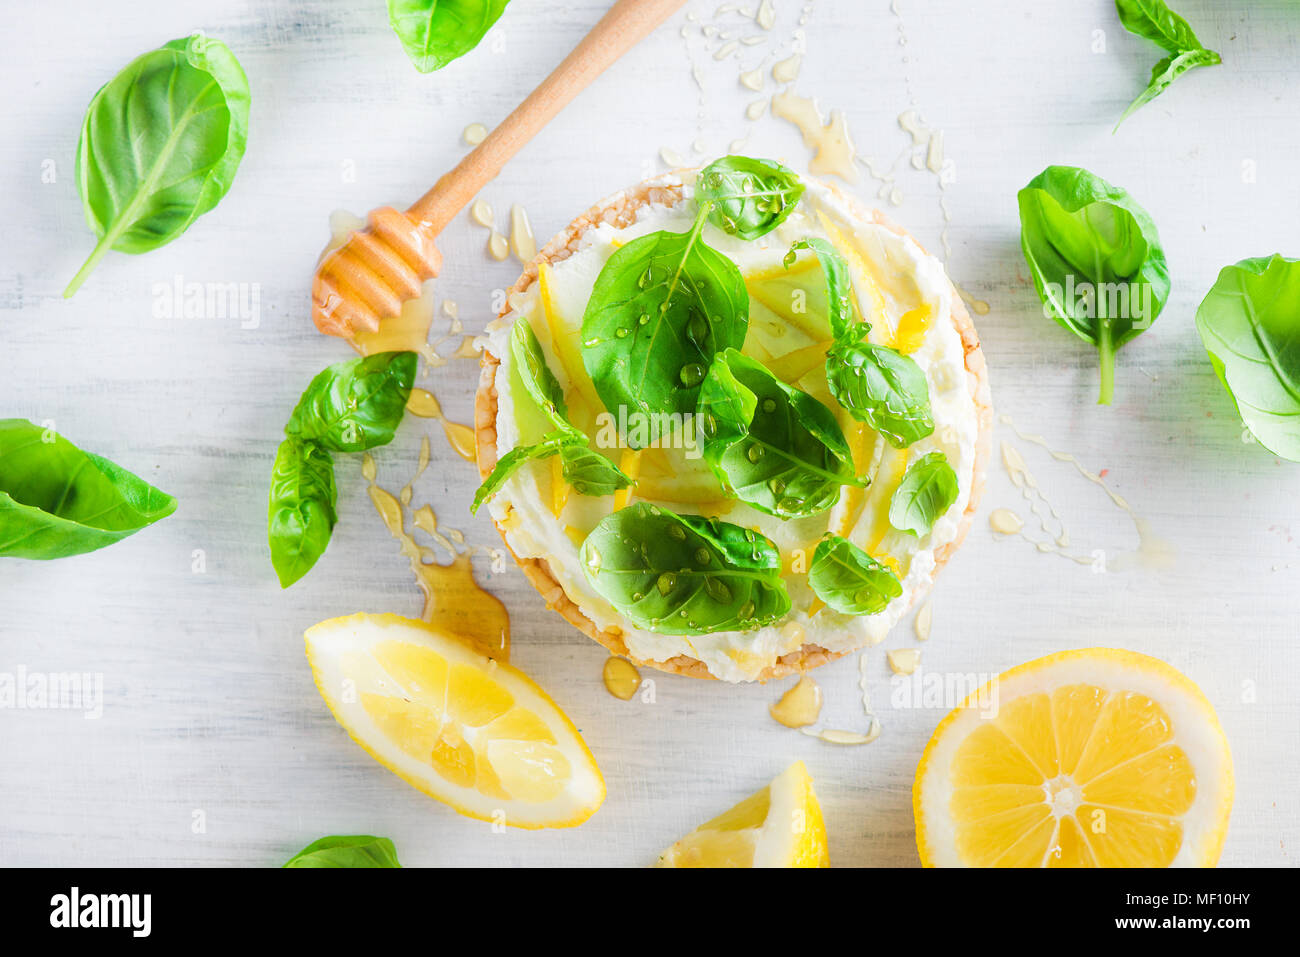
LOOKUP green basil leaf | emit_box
[472,432,572,514]
[285,351,417,453]
[785,238,865,343]
[1194,254,1300,461]
[267,438,338,588]
[65,33,250,296]
[889,452,959,537]
[1114,0,1207,55]
[511,319,570,430]
[698,349,862,519]
[283,834,401,868]
[1112,1,1219,130]
[0,419,176,560]
[697,156,805,241]
[825,341,934,448]
[1115,48,1221,131]
[559,445,635,497]
[808,534,902,616]
[387,0,511,73]
[1017,166,1170,405]
[580,503,791,636]
[581,215,748,433]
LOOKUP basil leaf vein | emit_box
[580,503,791,636]
[1194,254,1300,461]
[581,210,748,431]
[268,438,338,588]
[808,534,902,616]
[0,419,177,560]
[698,349,862,519]
[387,0,511,73]
[889,451,959,537]
[697,156,805,241]
[65,34,250,296]
[285,351,417,453]
[1017,165,1170,405]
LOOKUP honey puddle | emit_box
[362,453,509,661]
[602,656,641,700]
[769,675,822,728]
[770,90,858,184]
[996,416,1175,571]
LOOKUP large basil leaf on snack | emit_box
[267,438,338,588]
[889,452,959,537]
[785,238,865,343]
[825,341,934,448]
[1017,166,1170,405]
[581,216,748,433]
[511,318,570,431]
[388,0,511,73]
[283,835,401,868]
[697,156,805,241]
[65,34,250,296]
[698,349,862,519]
[807,534,902,616]
[285,351,417,453]
[580,503,791,636]
[0,418,176,559]
[1113,0,1220,130]
[1194,255,1300,461]
[471,432,632,513]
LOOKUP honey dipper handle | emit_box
[407,0,687,231]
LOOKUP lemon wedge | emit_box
[306,613,605,829]
[657,761,830,867]
[913,648,1233,867]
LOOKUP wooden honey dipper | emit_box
[313,0,687,338]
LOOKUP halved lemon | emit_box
[306,613,605,829]
[657,761,830,867]
[913,648,1233,867]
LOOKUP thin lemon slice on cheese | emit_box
[914,648,1233,867]
[306,613,605,829]
[657,761,830,867]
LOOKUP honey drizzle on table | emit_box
[362,453,509,661]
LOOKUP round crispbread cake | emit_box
[474,171,992,682]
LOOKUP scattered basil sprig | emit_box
[826,342,935,448]
[0,419,176,560]
[471,431,632,513]
[581,207,749,430]
[387,0,511,73]
[1194,255,1300,461]
[889,452,959,537]
[698,349,863,519]
[268,439,338,589]
[697,156,805,241]
[283,834,401,868]
[785,238,864,342]
[789,239,935,448]
[472,322,633,513]
[268,351,416,588]
[286,352,418,452]
[580,503,791,635]
[808,534,902,616]
[1114,0,1220,131]
[65,33,250,297]
[1018,165,1170,405]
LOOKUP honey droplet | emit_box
[602,656,641,701]
[770,676,822,728]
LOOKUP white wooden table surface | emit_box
[2,0,1297,867]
